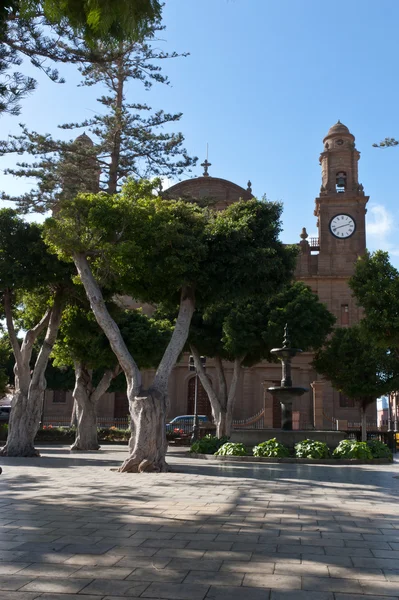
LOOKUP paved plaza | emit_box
[0,446,398,600]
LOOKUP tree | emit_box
[189,282,335,437]
[350,250,399,350]
[1,30,195,212]
[313,326,399,441]
[0,1,162,115]
[45,183,298,472]
[53,302,172,451]
[0,209,73,456]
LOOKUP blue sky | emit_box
[1,0,399,263]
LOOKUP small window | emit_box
[339,393,354,408]
[341,304,349,326]
[53,390,66,403]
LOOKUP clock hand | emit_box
[333,223,350,230]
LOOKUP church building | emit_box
[43,122,374,429]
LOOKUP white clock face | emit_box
[329,214,356,239]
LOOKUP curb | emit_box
[187,453,393,465]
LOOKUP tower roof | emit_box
[323,120,355,144]
[74,132,94,146]
[327,120,350,135]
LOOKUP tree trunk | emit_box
[191,348,244,438]
[0,291,63,457]
[1,389,42,456]
[70,364,99,451]
[360,402,367,442]
[70,363,117,452]
[73,253,195,473]
[119,388,168,473]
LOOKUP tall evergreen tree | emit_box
[0,28,196,212]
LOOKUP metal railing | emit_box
[233,409,265,429]
[42,417,130,429]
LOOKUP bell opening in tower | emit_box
[336,171,346,193]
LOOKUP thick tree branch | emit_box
[152,286,195,396]
[227,356,245,411]
[73,252,141,394]
[91,368,118,405]
[190,345,220,409]
[214,356,228,409]
[30,290,64,389]
[4,288,22,371]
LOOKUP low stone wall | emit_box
[230,428,346,449]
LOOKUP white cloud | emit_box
[366,204,393,237]
[366,203,399,263]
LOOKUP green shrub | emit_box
[0,423,7,440]
[190,434,229,455]
[367,440,392,459]
[295,439,329,459]
[253,438,290,458]
[333,439,373,459]
[215,442,247,456]
[97,427,130,442]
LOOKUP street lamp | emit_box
[189,354,206,443]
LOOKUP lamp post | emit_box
[189,355,206,443]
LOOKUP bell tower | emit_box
[314,121,369,276]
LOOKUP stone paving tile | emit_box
[75,580,150,596]
[183,571,243,586]
[64,554,126,566]
[243,574,301,589]
[0,593,40,600]
[0,578,35,592]
[39,595,100,600]
[70,567,134,580]
[126,568,188,583]
[141,582,209,599]
[302,576,363,593]
[19,579,91,594]
[335,595,399,600]
[220,561,274,573]
[359,580,399,595]
[0,567,29,577]
[205,586,270,599]
[328,567,386,580]
[167,559,222,572]
[270,593,333,600]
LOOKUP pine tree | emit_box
[0,27,196,212]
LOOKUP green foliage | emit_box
[215,442,247,456]
[332,439,373,460]
[31,0,162,43]
[313,325,399,406]
[0,209,70,294]
[0,423,8,440]
[350,251,399,350]
[294,439,329,459]
[253,438,290,458]
[367,440,392,459]
[190,434,229,455]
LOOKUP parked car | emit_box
[166,415,210,433]
[0,405,11,423]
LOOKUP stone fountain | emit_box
[267,324,307,430]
